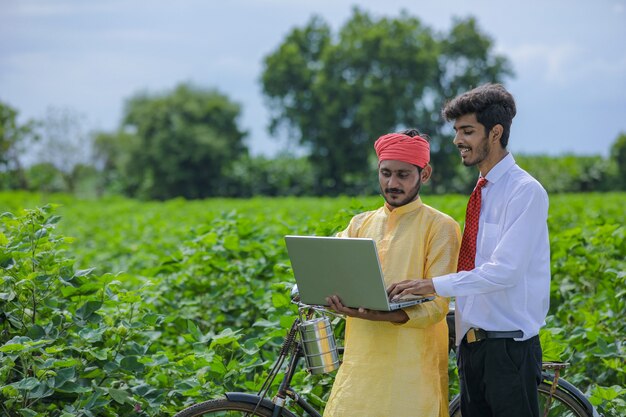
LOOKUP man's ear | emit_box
[490,124,504,144]
[420,164,432,184]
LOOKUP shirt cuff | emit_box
[432,273,456,297]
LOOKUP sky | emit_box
[1,0,626,158]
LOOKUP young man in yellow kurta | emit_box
[323,129,461,417]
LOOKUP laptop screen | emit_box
[284,235,432,311]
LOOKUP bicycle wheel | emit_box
[448,381,592,417]
[537,380,595,417]
[173,398,296,417]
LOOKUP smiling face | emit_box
[452,113,506,176]
[378,160,425,207]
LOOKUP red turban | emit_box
[374,133,430,168]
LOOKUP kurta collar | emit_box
[485,153,516,184]
[384,196,423,215]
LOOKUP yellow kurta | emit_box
[323,197,461,417]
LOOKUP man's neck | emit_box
[479,149,509,177]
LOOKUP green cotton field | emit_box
[0,191,624,417]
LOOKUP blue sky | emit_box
[1,0,625,157]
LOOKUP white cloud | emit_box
[503,41,626,90]
[504,43,580,85]
[98,29,181,43]
[10,0,122,17]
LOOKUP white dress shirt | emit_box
[434,153,551,343]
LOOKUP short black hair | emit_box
[442,83,516,148]
[400,127,431,142]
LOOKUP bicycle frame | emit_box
[269,341,322,417]
[224,306,325,417]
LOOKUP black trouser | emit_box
[458,335,542,417]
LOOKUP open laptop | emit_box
[284,235,434,311]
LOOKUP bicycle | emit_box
[174,290,601,417]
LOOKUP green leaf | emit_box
[103,361,119,373]
[271,292,289,308]
[118,291,141,303]
[187,319,203,342]
[241,339,260,355]
[180,385,202,397]
[142,313,164,326]
[75,300,102,320]
[223,234,239,251]
[74,267,95,277]
[211,355,227,375]
[91,348,109,360]
[78,327,104,343]
[539,329,565,362]
[55,381,91,394]
[210,328,242,347]
[108,388,130,404]
[54,358,81,368]
[14,377,40,390]
[0,211,16,219]
[0,256,15,269]
[0,342,25,353]
[34,227,48,239]
[26,325,46,340]
[69,282,102,296]
[591,385,625,401]
[253,319,279,327]
[81,366,105,379]
[26,381,54,400]
[45,215,62,225]
[145,354,169,366]
[200,231,218,246]
[54,367,75,387]
[120,356,145,373]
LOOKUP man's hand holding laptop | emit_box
[325,278,435,324]
[326,295,409,324]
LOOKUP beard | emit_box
[381,178,422,207]
[461,135,490,167]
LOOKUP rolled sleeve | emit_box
[401,294,449,328]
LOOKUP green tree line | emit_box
[1,8,625,199]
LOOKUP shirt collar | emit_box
[484,153,516,184]
[384,196,423,215]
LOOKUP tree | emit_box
[93,130,141,196]
[25,162,64,192]
[261,8,513,194]
[429,17,514,192]
[0,101,38,189]
[610,132,626,190]
[223,153,315,197]
[109,83,248,200]
[36,106,92,193]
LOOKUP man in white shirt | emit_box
[389,83,550,417]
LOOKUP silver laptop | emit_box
[284,235,434,311]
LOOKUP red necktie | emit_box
[457,177,488,272]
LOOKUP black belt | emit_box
[465,327,523,343]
